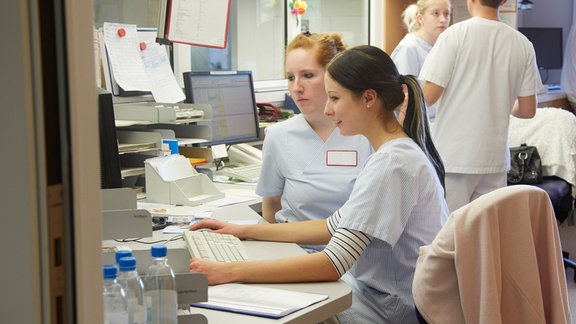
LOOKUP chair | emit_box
[412,185,571,324]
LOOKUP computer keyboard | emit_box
[183,230,250,262]
[220,164,261,183]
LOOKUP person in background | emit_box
[419,0,539,213]
[392,0,451,76]
[190,45,448,323]
[391,0,451,124]
[256,32,372,251]
[561,23,576,112]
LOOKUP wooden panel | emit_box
[383,0,412,54]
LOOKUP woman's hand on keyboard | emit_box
[189,258,236,285]
[188,219,245,239]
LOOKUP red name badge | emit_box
[326,150,358,166]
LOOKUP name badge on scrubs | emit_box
[326,150,358,167]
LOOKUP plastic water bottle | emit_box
[103,264,128,324]
[115,250,132,268]
[117,256,147,324]
[144,244,178,324]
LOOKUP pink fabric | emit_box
[412,185,571,324]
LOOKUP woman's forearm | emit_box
[241,220,332,245]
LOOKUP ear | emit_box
[364,89,377,108]
[416,13,424,26]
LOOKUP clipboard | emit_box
[158,0,231,49]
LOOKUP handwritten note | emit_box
[103,22,151,91]
[166,0,230,48]
[102,23,185,103]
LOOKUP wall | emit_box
[517,0,575,84]
[0,1,42,321]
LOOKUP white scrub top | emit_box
[335,138,447,323]
[256,114,372,224]
[420,17,540,174]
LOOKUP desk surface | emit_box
[102,192,352,323]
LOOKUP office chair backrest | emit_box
[412,185,571,324]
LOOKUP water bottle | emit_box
[144,244,178,324]
[117,256,147,324]
[103,264,128,324]
[115,250,132,268]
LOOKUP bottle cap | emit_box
[151,244,168,258]
[115,250,132,264]
[118,256,137,271]
[103,264,117,279]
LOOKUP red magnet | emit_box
[139,42,147,50]
[117,28,126,37]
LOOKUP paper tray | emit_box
[145,161,224,206]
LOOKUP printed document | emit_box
[191,283,328,318]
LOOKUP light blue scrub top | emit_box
[335,139,447,324]
[256,114,372,225]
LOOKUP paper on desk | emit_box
[202,188,259,207]
[162,224,192,234]
[203,195,256,208]
[103,22,151,91]
[137,202,214,217]
[192,283,328,318]
[221,188,258,198]
[141,42,186,103]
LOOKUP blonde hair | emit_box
[402,3,420,33]
[402,0,451,33]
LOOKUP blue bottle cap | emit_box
[118,256,137,272]
[115,250,132,264]
[103,264,117,279]
[151,244,167,258]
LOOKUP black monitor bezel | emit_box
[97,88,123,189]
[183,71,260,146]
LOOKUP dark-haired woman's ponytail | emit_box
[401,75,446,192]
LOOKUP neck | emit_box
[365,118,408,150]
[414,30,435,46]
[471,5,500,21]
[304,113,336,141]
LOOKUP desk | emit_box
[102,196,352,323]
[537,90,571,112]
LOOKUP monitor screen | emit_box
[97,88,123,189]
[183,71,260,146]
[518,27,563,69]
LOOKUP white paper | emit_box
[103,22,151,91]
[203,195,256,208]
[141,42,186,103]
[168,0,229,48]
[147,155,197,181]
[192,283,328,318]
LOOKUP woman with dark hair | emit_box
[190,45,448,323]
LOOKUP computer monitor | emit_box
[97,88,123,189]
[518,27,563,70]
[183,71,260,146]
